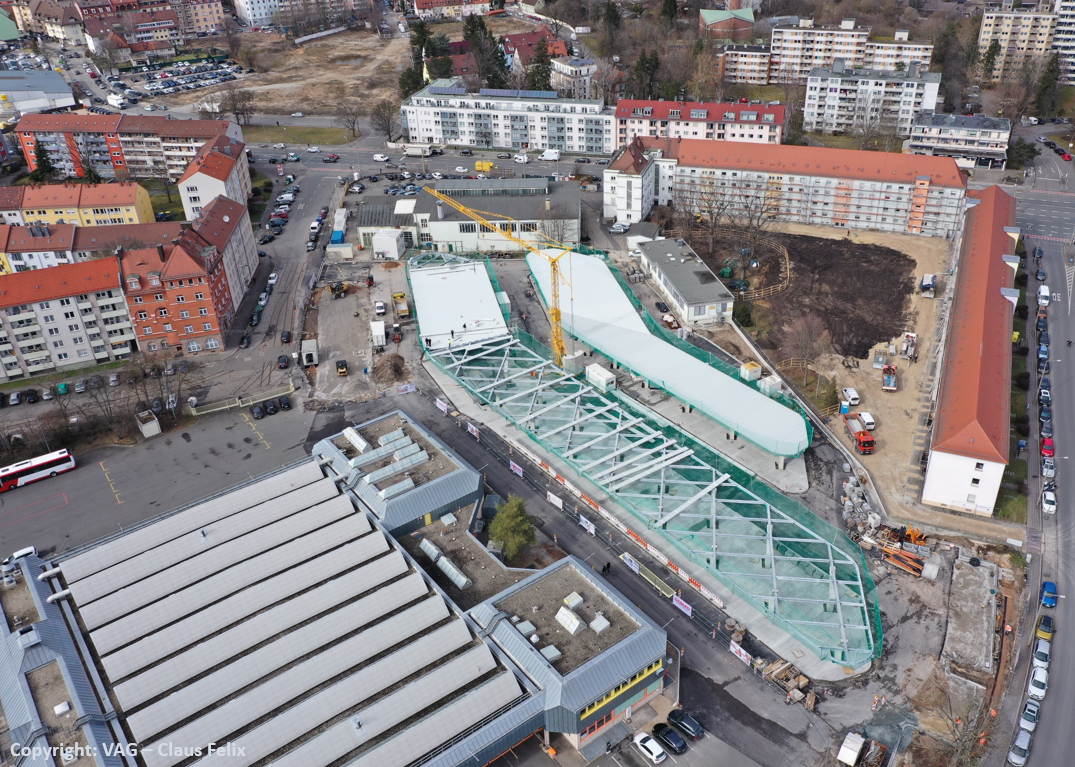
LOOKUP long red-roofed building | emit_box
[613,100,786,149]
[15,113,242,180]
[921,186,1020,516]
[602,136,968,237]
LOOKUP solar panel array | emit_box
[59,460,524,767]
[479,88,558,99]
[429,86,467,95]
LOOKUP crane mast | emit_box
[422,187,569,366]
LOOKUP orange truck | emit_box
[843,414,876,455]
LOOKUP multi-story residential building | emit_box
[120,235,229,353]
[0,70,76,121]
[412,0,488,20]
[178,134,251,220]
[186,0,224,34]
[0,258,135,381]
[905,113,1011,169]
[977,6,1057,83]
[613,99,784,149]
[770,18,932,82]
[187,195,257,316]
[27,0,83,42]
[2,223,76,272]
[401,78,616,154]
[603,136,967,238]
[698,6,754,42]
[921,187,1019,516]
[551,57,597,99]
[71,221,185,260]
[803,59,941,136]
[18,181,154,226]
[1056,0,1075,84]
[15,113,243,179]
[502,28,568,73]
[716,45,772,85]
[0,188,25,226]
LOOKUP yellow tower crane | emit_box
[422,187,572,366]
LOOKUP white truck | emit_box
[539,149,561,161]
[403,145,432,157]
[300,340,318,367]
[106,93,127,109]
[371,320,386,352]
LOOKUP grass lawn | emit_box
[143,178,184,220]
[742,85,788,103]
[0,359,126,393]
[1058,86,1075,118]
[995,488,1028,524]
[243,125,350,146]
[807,133,904,153]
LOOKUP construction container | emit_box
[372,229,406,260]
[739,361,762,382]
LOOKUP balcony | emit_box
[21,349,50,362]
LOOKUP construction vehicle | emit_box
[475,160,495,172]
[898,332,917,360]
[423,187,571,365]
[366,273,374,288]
[881,364,897,392]
[392,291,411,319]
[837,733,888,767]
[330,281,347,299]
[392,323,402,343]
[920,274,937,298]
[336,360,348,376]
[371,320,386,352]
[843,414,876,455]
[301,340,319,367]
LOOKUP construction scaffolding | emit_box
[408,256,882,669]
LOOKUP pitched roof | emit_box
[515,39,568,66]
[501,27,564,56]
[191,196,245,248]
[611,136,967,188]
[16,113,234,139]
[446,51,478,75]
[608,137,652,174]
[129,40,174,52]
[930,186,1017,464]
[5,223,76,252]
[163,234,212,278]
[71,221,185,252]
[699,8,755,24]
[16,113,123,133]
[446,40,469,55]
[22,183,81,209]
[77,181,144,207]
[615,99,785,124]
[178,134,244,184]
[0,186,25,211]
[0,257,121,308]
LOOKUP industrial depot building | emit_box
[0,411,666,767]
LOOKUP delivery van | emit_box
[539,149,560,161]
[1038,285,1051,307]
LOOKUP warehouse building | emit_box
[638,238,734,326]
[10,420,665,767]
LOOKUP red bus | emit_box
[0,449,76,492]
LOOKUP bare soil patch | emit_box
[372,353,408,384]
[761,233,917,359]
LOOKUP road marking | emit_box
[1068,265,1074,314]
[242,413,272,450]
[98,460,123,504]
[0,493,70,528]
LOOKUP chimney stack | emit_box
[157,244,166,262]
[437,200,445,219]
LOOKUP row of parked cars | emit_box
[631,709,704,763]
[1037,136,1072,162]
[250,395,291,419]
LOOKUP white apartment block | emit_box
[977,7,1057,82]
[613,100,784,149]
[770,18,932,83]
[803,59,941,136]
[1057,0,1075,84]
[905,113,1011,169]
[551,58,597,100]
[178,135,251,221]
[401,78,616,155]
[0,259,134,381]
[717,45,772,85]
[603,137,967,239]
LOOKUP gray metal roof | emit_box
[814,58,941,82]
[435,178,550,193]
[639,239,734,305]
[415,182,580,224]
[352,204,415,230]
[311,410,482,532]
[0,69,74,97]
[469,559,666,712]
[912,112,1011,132]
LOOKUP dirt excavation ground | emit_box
[165,18,534,115]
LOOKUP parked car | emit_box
[268,272,279,285]
[1008,729,1033,767]
[1041,437,1055,457]
[1037,614,1055,640]
[632,733,667,765]
[23,389,38,403]
[1028,667,1048,700]
[652,724,687,755]
[6,391,19,405]
[655,301,670,313]
[279,394,291,410]
[264,398,278,414]
[1019,699,1041,732]
[259,234,275,244]
[375,301,386,315]
[1041,420,1053,439]
[667,710,704,740]
[75,378,87,393]
[1037,268,1047,281]
[151,397,163,413]
[1033,638,1052,668]
[1041,580,1059,607]
[90,374,103,388]
[109,373,120,386]
[281,330,292,343]
[277,355,289,369]
[250,403,265,419]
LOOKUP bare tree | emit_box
[368,100,399,140]
[223,17,243,57]
[781,314,829,384]
[220,83,257,126]
[335,100,363,140]
[687,47,717,102]
[537,202,577,246]
[149,159,177,202]
[591,59,621,103]
[726,176,777,259]
[90,36,123,75]
[690,178,733,255]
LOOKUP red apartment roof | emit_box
[22,184,80,209]
[609,137,967,188]
[5,223,76,252]
[77,181,144,207]
[179,134,244,184]
[16,113,123,133]
[20,182,143,211]
[71,222,185,252]
[515,39,569,66]
[501,27,557,55]
[192,196,245,249]
[129,40,175,52]
[930,186,1017,464]
[0,187,25,211]
[0,258,121,309]
[447,52,478,75]
[16,114,233,138]
[615,99,785,124]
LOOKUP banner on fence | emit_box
[435,398,448,414]
[622,552,640,575]
[466,422,480,440]
[397,383,416,395]
[672,594,693,618]
[729,641,752,666]
[546,492,563,509]
[510,461,523,477]
[578,514,596,536]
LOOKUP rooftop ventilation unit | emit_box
[436,553,473,591]
[540,645,562,662]
[366,451,429,484]
[516,620,536,635]
[564,592,584,610]
[419,537,443,564]
[590,615,610,634]
[378,428,406,446]
[379,477,414,499]
[341,426,369,453]
[555,606,584,635]
[393,442,421,460]
[351,436,412,469]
